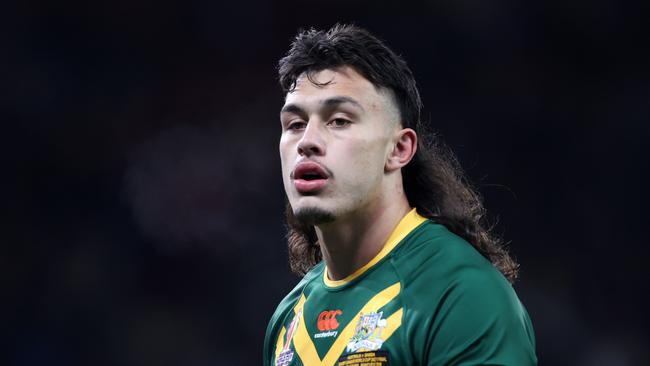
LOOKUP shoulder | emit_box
[394,220,525,320]
[392,220,537,365]
[392,220,499,284]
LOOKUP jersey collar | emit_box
[323,208,427,288]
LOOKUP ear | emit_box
[385,128,417,172]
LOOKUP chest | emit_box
[271,277,413,366]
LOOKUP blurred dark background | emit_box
[3,0,649,365]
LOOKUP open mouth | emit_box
[293,162,329,193]
[293,161,329,181]
[299,172,326,181]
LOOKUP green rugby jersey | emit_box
[264,209,537,366]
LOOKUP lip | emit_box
[292,161,330,194]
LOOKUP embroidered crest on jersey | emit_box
[346,311,387,352]
[276,310,301,366]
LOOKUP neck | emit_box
[315,192,411,281]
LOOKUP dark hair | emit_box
[278,24,519,283]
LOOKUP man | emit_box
[264,24,537,366]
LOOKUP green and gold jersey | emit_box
[264,209,537,366]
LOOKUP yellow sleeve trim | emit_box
[323,208,427,288]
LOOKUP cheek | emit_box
[336,135,388,181]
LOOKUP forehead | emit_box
[284,67,393,112]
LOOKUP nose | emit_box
[297,121,326,156]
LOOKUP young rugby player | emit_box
[265,24,537,366]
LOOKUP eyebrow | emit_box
[281,96,365,114]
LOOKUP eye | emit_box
[328,118,351,128]
[286,120,307,131]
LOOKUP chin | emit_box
[293,205,336,225]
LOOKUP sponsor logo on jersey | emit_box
[314,309,342,338]
[276,311,301,366]
[317,310,342,331]
[346,311,387,353]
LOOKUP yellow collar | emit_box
[323,208,427,288]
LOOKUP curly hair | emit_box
[278,24,519,283]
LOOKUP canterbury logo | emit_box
[317,310,342,331]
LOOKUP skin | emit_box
[279,66,417,280]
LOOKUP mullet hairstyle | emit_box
[278,24,519,283]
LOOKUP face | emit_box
[279,67,401,224]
